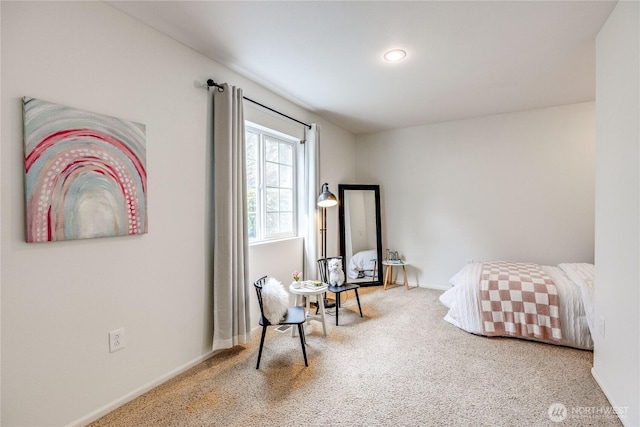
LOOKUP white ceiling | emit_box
[108,1,616,135]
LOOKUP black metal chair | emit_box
[253,276,308,369]
[317,257,363,326]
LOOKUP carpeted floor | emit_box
[90,286,621,426]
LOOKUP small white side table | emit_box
[382,261,410,290]
[289,282,328,336]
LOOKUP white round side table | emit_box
[382,261,410,290]
[289,282,328,336]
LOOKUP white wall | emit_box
[0,2,355,425]
[248,237,304,317]
[593,2,640,426]
[355,103,596,288]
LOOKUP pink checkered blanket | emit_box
[479,261,562,341]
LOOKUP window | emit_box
[245,122,298,242]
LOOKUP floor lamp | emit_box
[317,183,338,259]
[317,183,338,308]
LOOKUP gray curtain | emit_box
[301,124,320,280]
[212,83,251,351]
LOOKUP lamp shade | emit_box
[317,183,338,207]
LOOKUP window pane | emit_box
[280,189,292,211]
[246,157,258,188]
[246,132,259,188]
[279,142,293,164]
[266,188,279,212]
[265,162,278,187]
[247,188,257,213]
[265,138,278,162]
[265,212,278,235]
[247,188,257,239]
[279,165,292,188]
[245,124,297,241]
[248,212,257,239]
[280,212,293,233]
[246,132,258,159]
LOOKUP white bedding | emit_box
[347,249,378,279]
[439,262,594,350]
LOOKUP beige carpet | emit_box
[90,286,621,426]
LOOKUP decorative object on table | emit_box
[302,280,325,289]
[386,249,401,261]
[259,277,289,324]
[317,183,338,258]
[291,270,302,288]
[328,257,345,286]
[23,97,147,243]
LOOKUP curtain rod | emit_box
[207,79,312,130]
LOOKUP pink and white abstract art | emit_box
[23,97,147,242]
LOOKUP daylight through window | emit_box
[245,123,298,242]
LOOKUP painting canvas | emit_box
[23,97,147,243]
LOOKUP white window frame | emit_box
[245,121,298,243]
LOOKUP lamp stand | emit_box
[320,206,327,259]
[317,183,338,310]
[319,205,336,308]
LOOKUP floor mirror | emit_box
[338,184,383,286]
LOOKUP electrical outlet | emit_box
[466,258,474,264]
[109,328,126,353]
[598,316,605,338]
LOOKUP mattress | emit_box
[439,262,594,350]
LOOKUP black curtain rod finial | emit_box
[206,79,224,92]
[206,77,311,129]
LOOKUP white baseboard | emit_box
[414,283,450,291]
[67,350,217,427]
[591,367,631,426]
[383,282,449,291]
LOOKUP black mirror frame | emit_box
[338,184,383,286]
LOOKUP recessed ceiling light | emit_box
[383,49,407,62]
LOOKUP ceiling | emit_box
[108,1,616,135]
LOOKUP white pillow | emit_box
[260,277,289,324]
[449,263,476,287]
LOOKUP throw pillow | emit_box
[260,277,289,324]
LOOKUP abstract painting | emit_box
[23,97,147,242]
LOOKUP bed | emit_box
[347,249,378,279]
[439,261,595,350]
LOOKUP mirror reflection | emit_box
[338,184,383,286]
